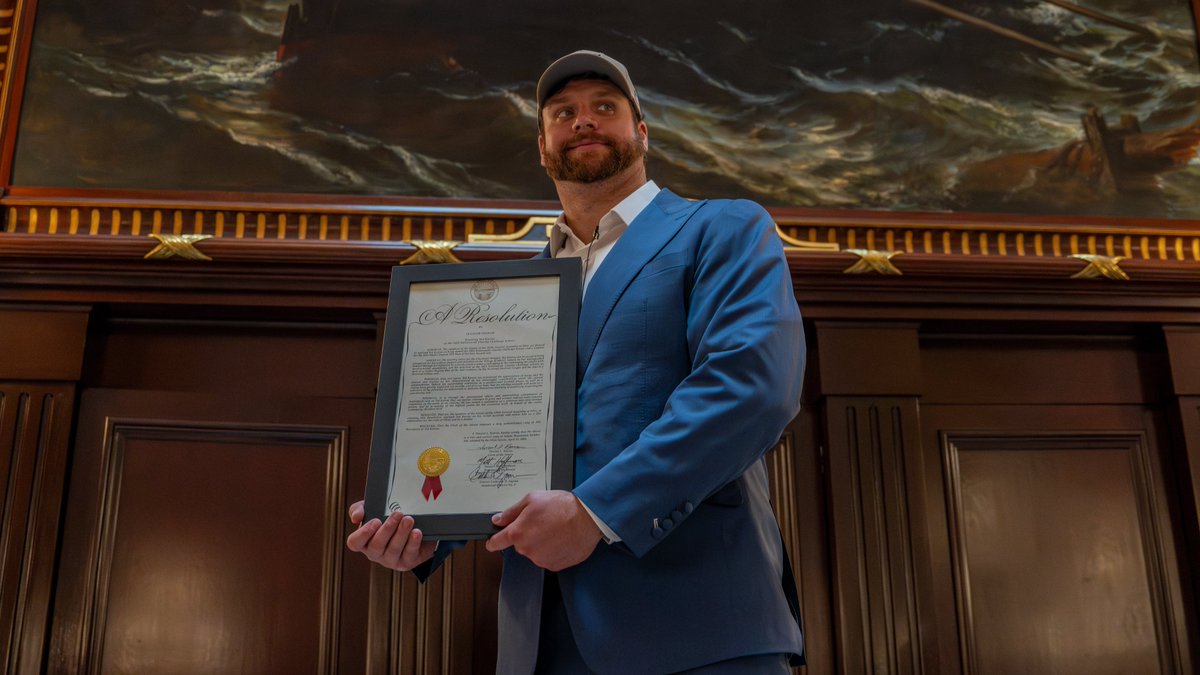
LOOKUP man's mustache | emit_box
[565,133,614,149]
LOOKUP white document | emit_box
[387,276,559,515]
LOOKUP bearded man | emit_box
[349,50,806,675]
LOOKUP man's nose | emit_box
[572,113,597,131]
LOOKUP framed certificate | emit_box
[364,258,580,539]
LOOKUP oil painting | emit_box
[11,0,1200,218]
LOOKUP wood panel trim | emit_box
[825,396,927,675]
[381,553,448,674]
[77,420,347,675]
[940,432,1183,675]
[8,190,1200,254]
[776,409,836,675]
[768,431,802,588]
[0,384,74,675]
[8,230,1200,286]
[381,545,499,675]
[1177,397,1200,641]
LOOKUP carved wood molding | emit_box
[6,189,1200,284]
[2,199,553,247]
[7,207,1200,277]
[370,542,499,675]
[4,237,1200,323]
[0,383,75,674]
[767,432,802,589]
[824,396,926,675]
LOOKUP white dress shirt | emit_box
[549,180,660,295]
[549,180,661,543]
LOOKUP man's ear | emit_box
[637,121,649,151]
[538,133,547,167]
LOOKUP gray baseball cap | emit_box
[536,50,643,119]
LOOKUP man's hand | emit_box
[346,500,436,572]
[484,490,603,571]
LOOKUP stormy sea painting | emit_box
[11,0,1200,218]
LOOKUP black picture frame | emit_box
[364,257,580,539]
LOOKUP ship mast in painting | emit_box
[908,0,1158,65]
[278,0,344,61]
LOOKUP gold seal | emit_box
[417,447,450,477]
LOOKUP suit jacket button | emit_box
[671,509,683,522]
[651,526,664,539]
[661,518,674,530]
[683,501,694,514]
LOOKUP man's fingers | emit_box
[486,526,513,553]
[345,505,436,572]
[393,528,431,569]
[482,491,602,571]
[346,517,380,552]
[488,494,537,552]
[377,517,418,566]
[348,500,365,525]
[492,495,530,527]
[487,514,520,552]
[364,513,405,559]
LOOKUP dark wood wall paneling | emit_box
[0,302,830,675]
[940,431,1174,675]
[769,399,834,675]
[0,307,87,674]
[3,284,1200,675]
[814,321,1199,675]
[69,418,350,674]
[44,315,383,675]
[1163,325,1200,661]
[919,328,1194,675]
[32,310,523,675]
[815,323,934,675]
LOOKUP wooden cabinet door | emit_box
[919,404,1192,675]
[47,390,375,675]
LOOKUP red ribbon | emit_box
[421,476,443,501]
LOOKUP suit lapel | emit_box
[576,189,702,379]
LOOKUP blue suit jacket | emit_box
[431,189,805,674]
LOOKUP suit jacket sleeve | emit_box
[572,199,805,557]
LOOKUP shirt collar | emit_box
[552,180,660,251]
[607,179,660,232]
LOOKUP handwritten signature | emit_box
[468,451,526,482]
[473,442,523,452]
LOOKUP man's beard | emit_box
[544,130,645,183]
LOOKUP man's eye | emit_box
[598,103,615,112]
[554,108,573,119]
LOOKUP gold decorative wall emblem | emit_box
[400,240,463,265]
[1070,254,1129,281]
[843,249,902,275]
[143,234,213,261]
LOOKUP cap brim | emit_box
[536,51,640,118]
